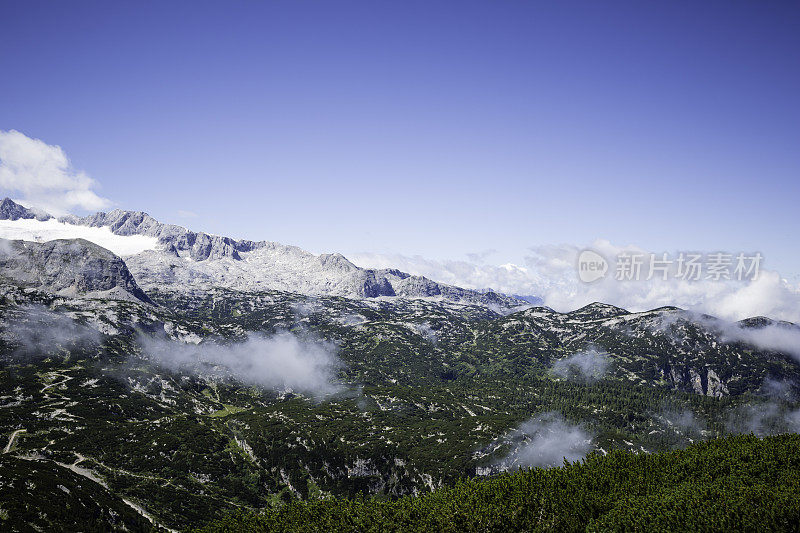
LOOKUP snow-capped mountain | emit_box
[0,199,524,308]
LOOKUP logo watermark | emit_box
[577,249,608,283]
[576,250,762,283]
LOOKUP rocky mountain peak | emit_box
[569,302,630,319]
[0,197,52,221]
[318,253,359,272]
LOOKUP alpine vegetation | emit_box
[137,331,343,397]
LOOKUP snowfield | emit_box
[0,218,158,257]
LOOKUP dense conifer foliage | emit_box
[194,434,800,532]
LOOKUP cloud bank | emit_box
[352,241,800,323]
[349,252,542,297]
[0,130,110,215]
[138,331,343,397]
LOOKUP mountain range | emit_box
[0,198,523,308]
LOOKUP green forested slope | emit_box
[2,286,800,529]
[194,434,800,533]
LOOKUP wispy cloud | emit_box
[465,249,498,264]
[654,311,800,362]
[720,321,800,361]
[760,378,797,401]
[551,347,610,382]
[0,130,110,215]
[495,412,593,469]
[291,299,321,317]
[413,322,439,345]
[659,408,706,437]
[137,331,344,398]
[725,402,800,436]
[0,305,101,359]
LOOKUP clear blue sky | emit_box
[1,1,798,274]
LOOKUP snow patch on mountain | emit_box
[0,218,158,257]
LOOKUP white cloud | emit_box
[660,409,706,435]
[1,305,101,359]
[718,321,800,361]
[653,310,800,362]
[0,218,157,257]
[497,412,593,468]
[0,130,110,215]
[138,331,343,398]
[351,241,800,323]
[725,402,800,436]
[551,348,610,382]
[524,241,800,323]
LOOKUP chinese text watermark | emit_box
[577,250,762,283]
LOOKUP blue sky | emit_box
[1,1,799,275]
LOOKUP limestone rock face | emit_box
[706,369,729,398]
[664,364,730,398]
[689,368,705,395]
[0,238,152,304]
